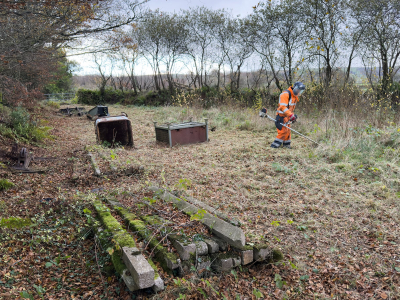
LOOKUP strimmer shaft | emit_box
[264,114,320,146]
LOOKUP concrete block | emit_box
[195,241,208,256]
[121,269,139,292]
[180,260,192,275]
[88,153,101,176]
[184,195,241,226]
[122,247,155,289]
[232,256,241,267]
[152,276,165,292]
[241,249,254,265]
[213,256,233,272]
[168,235,196,261]
[150,187,245,248]
[196,255,211,271]
[204,239,219,253]
[165,257,181,270]
[211,236,228,251]
[253,245,271,262]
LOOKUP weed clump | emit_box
[0,178,14,191]
[237,120,255,131]
[46,101,60,109]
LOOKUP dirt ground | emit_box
[0,104,399,299]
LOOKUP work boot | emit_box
[283,145,292,149]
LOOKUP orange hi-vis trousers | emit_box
[271,123,291,148]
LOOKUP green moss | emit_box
[164,252,178,264]
[93,200,136,248]
[233,244,254,251]
[100,214,122,231]
[147,259,160,279]
[0,179,14,191]
[113,231,136,248]
[0,217,31,229]
[92,224,125,276]
[272,249,284,262]
[111,251,126,275]
[253,243,270,251]
[142,215,160,224]
[142,215,171,226]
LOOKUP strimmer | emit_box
[259,111,320,146]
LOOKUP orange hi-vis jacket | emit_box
[276,87,299,123]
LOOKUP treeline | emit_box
[0,0,142,107]
[89,0,400,110]
[1,0,400,112]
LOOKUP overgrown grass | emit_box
[298,111,400,194]
[153,106,271,132]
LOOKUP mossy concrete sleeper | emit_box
[93,201,163,291]
[115,206,181,272]
[149,186,246,248]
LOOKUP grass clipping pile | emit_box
[0,104,399,299]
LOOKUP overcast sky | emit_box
[145,0,256,17]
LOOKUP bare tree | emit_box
[351,0,400,101]
[0,0,145,105]
[302,0,346,87]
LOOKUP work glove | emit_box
[259,108,267,117]
[289,114,297,122]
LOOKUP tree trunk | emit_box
[236,65,241,90]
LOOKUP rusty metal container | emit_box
[95,115,134,147]
[154,119,208,147]
[88,105,109,118]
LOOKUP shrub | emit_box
[1,107,53,144]
[70,96,79,104]
[0,124,15,139]
[76,88,174,106]
[76,89,101,105]
[10,106,30,129]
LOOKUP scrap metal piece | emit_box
[59,107,86,116]
[87,106,109,120]
[95,115,134,147]
[17,148,32,170]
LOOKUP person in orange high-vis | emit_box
[270,82,306,149]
